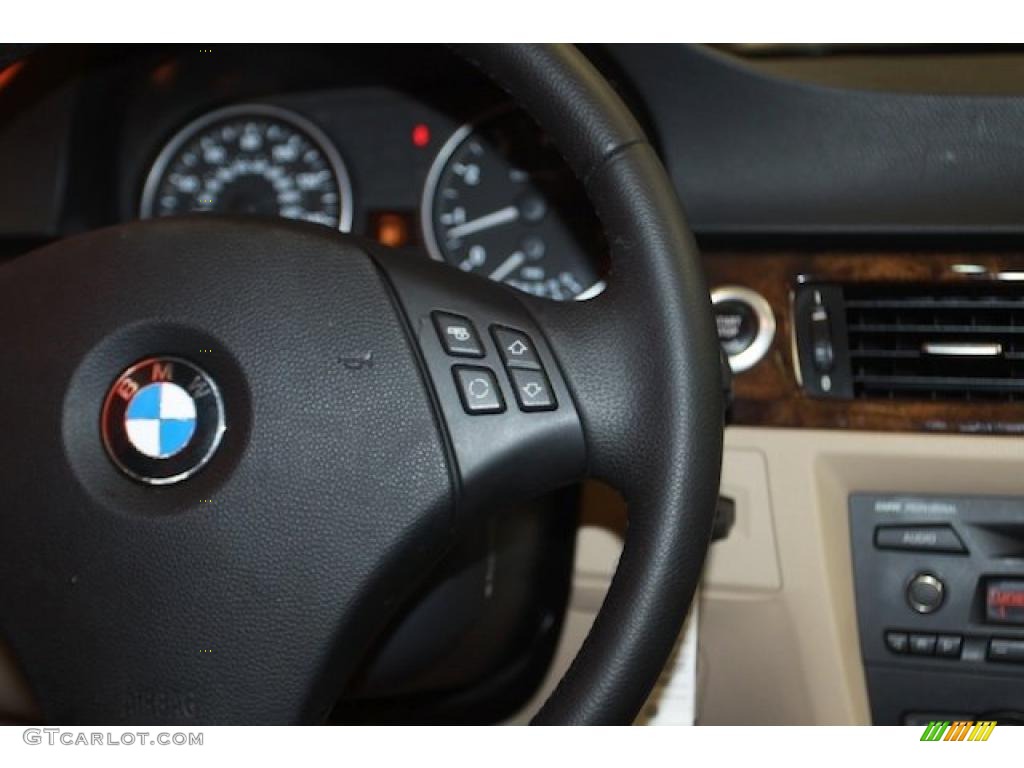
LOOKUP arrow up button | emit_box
[492,326,541,370]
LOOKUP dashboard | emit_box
[0,45,606,302]
[5,43,1024,726]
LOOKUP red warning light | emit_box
[411,123,431,148]
[0,61,24,92]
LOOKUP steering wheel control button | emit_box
[875,525,967,554]
[492,326,541,370]
[909,633,937,656]
[509,367,556,412]
[101,357,226,485]
[433,312,484,357]
[885,631,909,654]
[907,572,945,614]
[453,366,505,414]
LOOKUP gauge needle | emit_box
[446,205,519,240]
[488,251,526,282]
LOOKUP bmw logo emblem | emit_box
[101,357,226,485]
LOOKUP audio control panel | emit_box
[850,494,1024,724]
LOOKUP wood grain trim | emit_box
[704,250,1024,433]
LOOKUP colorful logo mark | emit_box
[920,720,996,742]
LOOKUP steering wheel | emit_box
[0,44,723,725]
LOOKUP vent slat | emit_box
[848,323,1024,335]
[842,282,1024,401]
[845,299,1024,310]
[849,349,923,359]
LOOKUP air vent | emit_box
[843,283,1024,401]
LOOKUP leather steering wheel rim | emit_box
[0,43,723,725]
[460,45,724,724]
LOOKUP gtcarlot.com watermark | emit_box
[23,728,203,747]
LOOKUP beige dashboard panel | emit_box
[519,426,1024,725]
[700,426,1024,725]
[705,447,781,591]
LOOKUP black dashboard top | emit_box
[604,44,1024,237]
[6,43,1024,248]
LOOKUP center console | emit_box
[850,493,1024,724]
[695,246,1024,724]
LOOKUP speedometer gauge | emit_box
[421,110,604,301]
[140,104,353,231]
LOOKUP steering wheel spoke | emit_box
[374,247,587,518]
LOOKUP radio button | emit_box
[885,631,909,654]
[988,638,1024,663]
[907,573,945,614]
[936,635,963,659]
[875,525,966,554]
[909,633,937,656]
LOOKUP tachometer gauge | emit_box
[422,110,604,301]
[140,104,353,231]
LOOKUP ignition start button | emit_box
[714,300,758,356]
[710,286,775,373]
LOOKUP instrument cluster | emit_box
[137,90,605,301]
